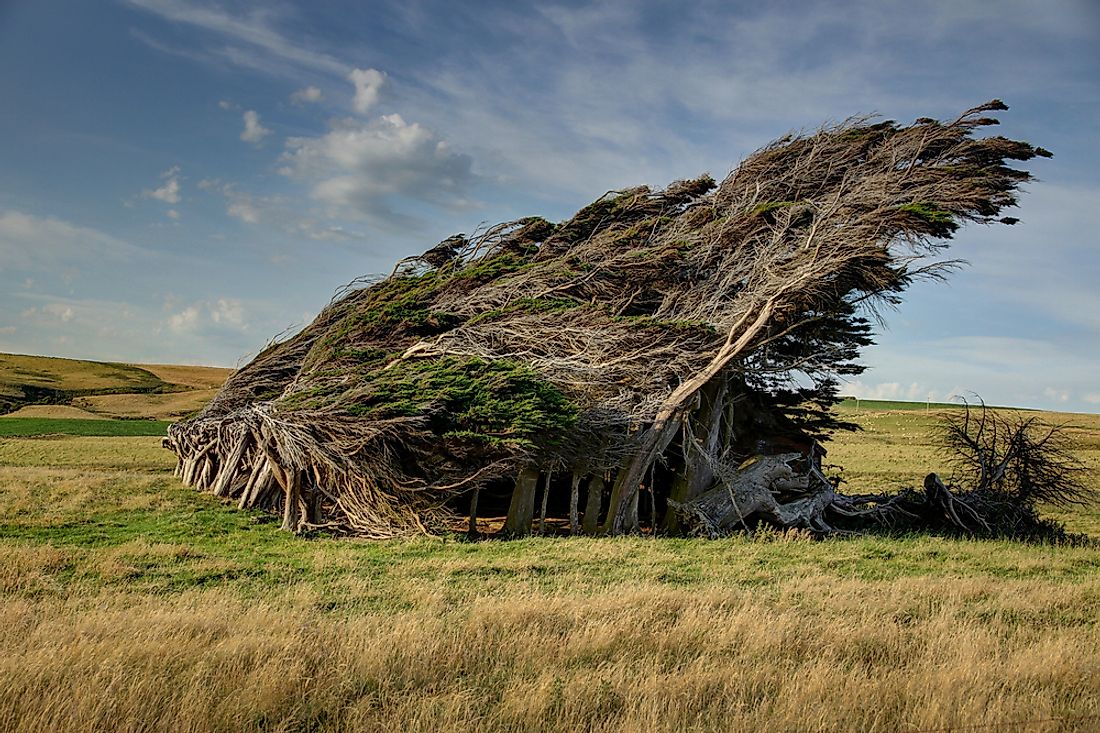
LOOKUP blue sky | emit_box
[0,0,1097,412]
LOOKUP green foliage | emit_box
[751,200,816,227]
[551,195,622,244]
[455,253,532,283]
[326,346,391,365]
[348,357,577,447]
[316,272,459,354]
[751,201,799,217]
[838,121,899,144]
[897,202,959,237]
[505,216,557,250]
[467,297,581,326]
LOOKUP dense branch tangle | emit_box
[165,101,1052,538]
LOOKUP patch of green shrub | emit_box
[346,357,577,447]
[897,202,959,237]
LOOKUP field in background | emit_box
[0,352,232,422]
[828,406,1100,537]
[0,367,1098,731]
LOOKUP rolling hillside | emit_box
[0,353,232,422]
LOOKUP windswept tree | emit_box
[165,101,1060,538]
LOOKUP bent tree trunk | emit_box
[606,299,781,534]
[663,376,729,533]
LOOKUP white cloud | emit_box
[45,304,75,323]
[349,68,385,114]
[0,291,263,366]
[22,304,76,324]
[280,114,476,225]
[143,166,182,204]
[197,178,365,240]
[843,380,930,402]
[167,299,248,334]
[1043,387,1070,403]
[227,200,260,224]
[240,110,272,144]
[290,219,361,241]
[290,85,323,104]
[166,209,181,220]
[168,305,200,333]
[210,298,246,328]
[218,99,233,110]
[199,179,263,224]
[1084,393,1100,405]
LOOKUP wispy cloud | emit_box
[198,179,265,224]
[167,297,249,334]
[3,292,254,366]
[0,210,144,272]
[123,0,349,76]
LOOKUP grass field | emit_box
[0,418,172,437]
[71,388,220,421]
[0,404,1097,731]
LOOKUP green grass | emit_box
[0,418,172,437]
[1,454,1097,603]
[0,403,1096,601]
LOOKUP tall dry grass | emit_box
[1,407,1098,732]
[0,575,1097,732]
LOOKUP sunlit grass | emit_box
[0,405,1097,731]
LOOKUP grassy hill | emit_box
[0,352,231,423]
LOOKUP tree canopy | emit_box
[166,101,1057,539]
